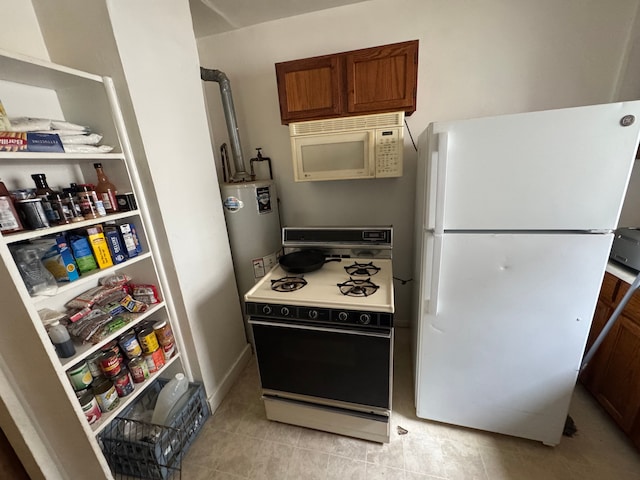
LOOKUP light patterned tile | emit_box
[236,402,271,439]
[330,434,371,461]
[297,427,341,453]
[366,436,405,469]
[215,433,264,478]
[326,455,367,480]
[249,440,294,480]
[209,399,249,433]
[183,428,233,469]
[365,463,406,479]
[264,420,304,446]
[402,433,447,478]
[285,447,329,480]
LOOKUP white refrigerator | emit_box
[412,101,640,446]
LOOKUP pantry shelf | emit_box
[59,301,166,369]
[32,252,152,304]
[3,210,141,244]
[90,353,182,435]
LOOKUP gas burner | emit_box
[337,277,380,297]
[271,276,307,292]
[344,262,381,277]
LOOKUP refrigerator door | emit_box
[422,101,640,232]
[415,231,612,445]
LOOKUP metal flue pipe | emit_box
[200,67,250,181]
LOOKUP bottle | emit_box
[72,183,100,219]
[31,173,54,196]
[151,373,189,426]
[31,173,59,224]
[47,320,75,358]
[93,163,118,213]
[0,180,24,233]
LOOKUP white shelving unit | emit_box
[0,48,185,479]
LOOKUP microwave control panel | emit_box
[375,127,403,178]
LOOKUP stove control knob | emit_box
[308,310,319,320]
[338,312,349,322]
[359,313,371,325]
[280,306,290,316]
[262,305,272,315]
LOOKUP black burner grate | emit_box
[271,276,307,292]
[344,262,381,277]
[337,277,380,297]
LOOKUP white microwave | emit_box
[289,111,404,182]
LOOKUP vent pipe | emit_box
[200,67,250,181]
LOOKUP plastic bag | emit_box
[10,243,58,296]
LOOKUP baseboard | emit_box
[206,343,252,413]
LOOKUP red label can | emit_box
[113,369,134,397]
[128,356,150,383]
[143,347,165,373]
[100,351,121,378]
[161,340,176,361]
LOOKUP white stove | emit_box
[245,258,394,313]
[245,226,395,443]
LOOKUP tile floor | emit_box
[183,328,640,479]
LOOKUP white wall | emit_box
[196,0,640,325]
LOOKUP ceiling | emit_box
[189,0,369,38]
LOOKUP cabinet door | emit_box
[275,55,343,124]
[592,297,640,432]
[345,40,418,115]
[580,272,619,390]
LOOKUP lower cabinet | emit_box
[580,271,640,450]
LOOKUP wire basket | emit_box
[99,379,210,480]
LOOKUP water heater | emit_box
[221,180,281,342]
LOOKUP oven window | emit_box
[252,322,391,409]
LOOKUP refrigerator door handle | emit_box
[433,132,448,234]
[424,232,442,315]
[427,150,439,230]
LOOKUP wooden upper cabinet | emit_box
[346,41,418,115]
[276,55,343,123]
[275,40,418,124]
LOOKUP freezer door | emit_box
[415,232,612,445]
[427,101,640,231]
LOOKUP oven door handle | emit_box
[248,319,392,339]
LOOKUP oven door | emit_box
[249,318,393,409]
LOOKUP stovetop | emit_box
[244,257,394,313]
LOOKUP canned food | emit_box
[128,356,150,383]
[67,361,93,391]
[79,393,102,425]
[153,320,174,346]
[138,328,159,354]
[92,378,119,412]
[86,351,104,379]
[16,198,50,229]
[100,351,121,378]
[113,368,134,397]
[101,341,123,364]
[161,340,176,361]
[74,387,91,399]
[118,331,142,359]
[143,347,165,374]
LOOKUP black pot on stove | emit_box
[278,249,341,274]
